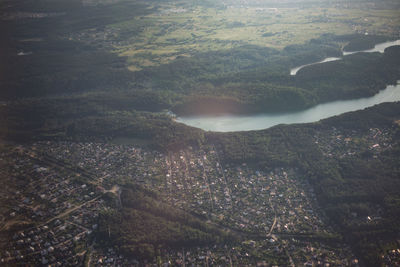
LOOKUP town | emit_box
[313,126,394,159]
[0,138,361,266]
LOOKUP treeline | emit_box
[97,184,237,260]
[0,97,205,150]
[294,45,400,102]
[339,34,393,52]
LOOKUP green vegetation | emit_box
[97,184,236,260]
[1,0,399,115]
[342,34,393,51]
[102,0,400,70]
[0,40,132,99]
[1,0,400,265]
[207,102,400,266]
[294,45,400,102]
[0,98,205,150]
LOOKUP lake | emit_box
[176,82,400,132]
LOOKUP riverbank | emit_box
[173,47,400,118]
[176,82,400,132]
[290,39,400,75]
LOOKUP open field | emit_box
[70,1,400,70]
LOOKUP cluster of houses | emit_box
[1,141,359,265]
[155,149,357,266]
[91,244,282,266]
[314,126,393,159]
[0,145,106,266]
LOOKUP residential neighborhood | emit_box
[0,140,361,266]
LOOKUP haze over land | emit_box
[0,0,400,266]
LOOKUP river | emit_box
[176,82,400,132]
[290,57,341,75]
[342,39,400,55]
[290,39,400,75]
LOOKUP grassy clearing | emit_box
[95,2,400,70]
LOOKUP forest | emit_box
[97,184,237,260]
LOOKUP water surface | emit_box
[176,83,400,132]
[342,39,400,55]
[290,57,341,75]
[290,39,400,75]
